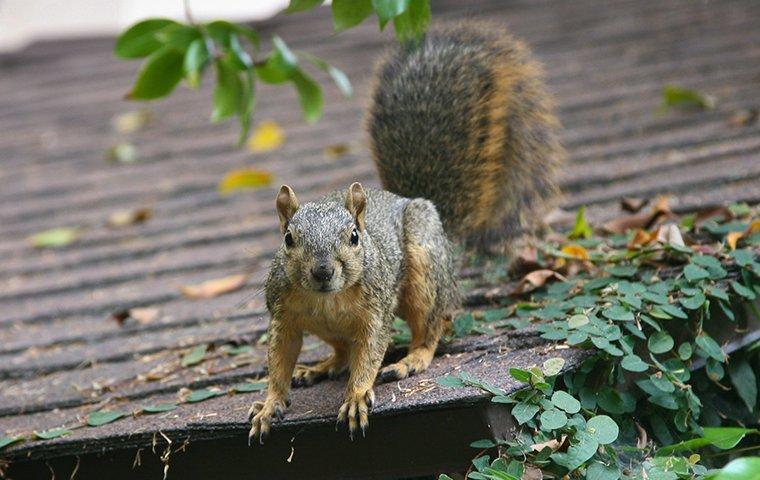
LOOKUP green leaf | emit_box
[155,24,201,51]
[540,408,568,430]
[684,264,710,283]
[372,0,410,27]
[586,462,621,480]
[255,36,298,84]
[551,391,581,414]
[392,0,431,43]
[183,39,209,88]
[453,313,474,337]
[292,69,323,123]
[659,304,688,319]
[181,344,208,367]
[650,374,675,393]
[642,291,669,305]
[186,389,224,403]
[28,227,80,248]
[658,427,757,455]
[660,85,715,111]
[35,428,73,440]
[141,403,178,414]
[439,475,456,480]
[695,334,725,362]
[552,430,599,470]
[0,436,24,450]
[607,265,638,278]
[730,280,756,300]
[680,292,706,310]
[211,57,244,122]
[87,410,127,426]
[437,375,465,388]
[677,342,693,360]
[587,415,619,444]
[285,0,324,13]
[603,305,634,321]
[469,439,497,448]
[568,314,589,329]
[332,0,373,31]
[648,331,674,354]
[621,354,649,372]
[231,381,268,393]
[508,368,532,383]
[542,357,566,376]
[228,33,253,70]
[300,52,353,97]
[115,19,179,58]
[728,359,757,412]
[569,206,593,239]
[126,46,185,100]
[730,249,754,267]
[706,457,760,480]
[511,402,539,425]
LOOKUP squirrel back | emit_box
[367,22,564,252]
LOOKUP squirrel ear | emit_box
[345,182,367,231]
[276,185,299,234]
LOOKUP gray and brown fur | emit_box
[367,22,564,252]
[249,183,458,442]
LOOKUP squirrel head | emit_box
[275,182,367,294]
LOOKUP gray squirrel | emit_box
[249,22,564,442]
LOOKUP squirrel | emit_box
[248,21,563,443]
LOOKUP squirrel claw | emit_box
[336,389,373,439]
[247,398,286,446]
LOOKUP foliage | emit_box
[439,202,760,479]
[115,0,431,144]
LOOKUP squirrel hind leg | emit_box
[379,200,456,382]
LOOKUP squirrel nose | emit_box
[311,263,335,283]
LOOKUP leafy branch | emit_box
[115,0,431,145]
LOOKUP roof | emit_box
[1,0,759,477]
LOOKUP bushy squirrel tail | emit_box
[366,21,564,252]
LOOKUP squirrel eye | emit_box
[284,231,294,248]
[350,227,359,246]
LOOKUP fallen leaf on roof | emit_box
[323,143,350,158]
[603,196,672,234]
[654,223,686,247]
[140,403,178,414]
[0,435,24,451]
[694,205,734,226]
[728,108,758,127]
[620,197,648,213]
[105,143,138,163]
[218,169,273,194]
[746,219,760,235]
[628,229,655,249]
[107,208,153,228]
[87,410,127,426]
[28,227,80,248]
[247,121,285,153]
[725,232,742,250]
[34,428,73,440]
[181,344,208,367]
[112,109,152,134]
[111,307,160,326]
[660,85,715,112]
[509,246,542,276]
[180,274,249,299]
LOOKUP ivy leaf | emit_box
[587,415,619,444]
[186,389,224,403]
[181,344,207,367]
[126,46,185,100]
[728,359,757,413]
[0,436,24,450]
[115,19,179,58]
[551,391,581,414]
[332,0,373,31]
[695,334,725,362]
[540,409,568,430]
[730,280,756,300]
[621,354,649,372]
[35,428,73,440]
[607,265,638,278]
[511,403,539,425]
[648,331,674,354]
[678,342,693,360]
[141,403,178,414]
[285,0,324,13]
[684,264,710,283]
[602,305,634,321]
[88,410,127,426]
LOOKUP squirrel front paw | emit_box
[248,397,287,445]
[336,388,375,440]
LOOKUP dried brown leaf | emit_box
[603,196,672,234]
[620,197,648,213]
[728,108,758,128]
[130,308,160,324]
[180,274,249,299]
[514,269,566,295]
[323,143,350,158]
[508,247,541,275]
[654,223,686,247]
[107,208,153,228]
[694,205,734,227]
